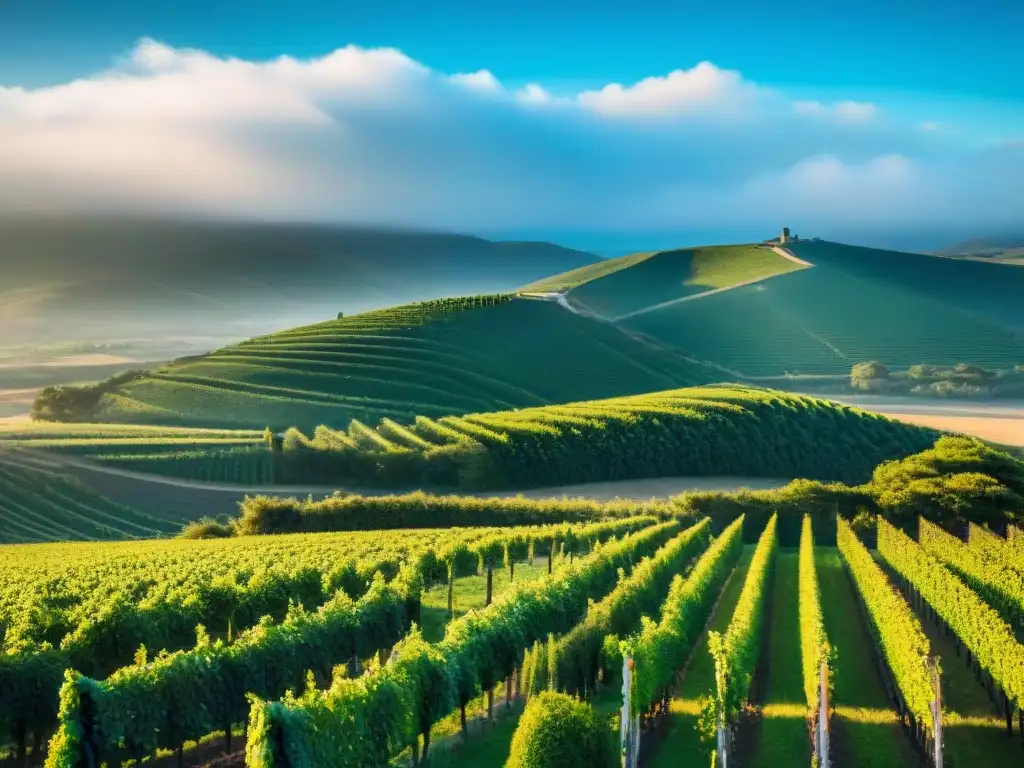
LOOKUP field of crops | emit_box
[565,244,805,319]
[252,385,939,490]
[87,296,718,430]
[0,450,180,543]
[5,510,1022,767]
[623,262,1024,376]
[4,386,939,490]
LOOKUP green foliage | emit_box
[847,362,888,391]
[179,517,235,538]
[245,521,681,766]
[707,514,778,727]
[869,436,1024,529]
[877,517,1024,709]
[798,516,833,719]
[244,385,937,491]
[505,691,616,768]
[31,370,146,422]
[625,516,746,716]
[233,490,665,536]
[553,518,713,697]
[837,517,934,727]
[919,518,1024,635]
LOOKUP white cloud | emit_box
[449,69,503,93]
[575,61,766,118]
[792,100,878,122]
[919,120,942,131]
[0,39,1020,233]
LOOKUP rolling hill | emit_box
[82,295,722,430]
[0,448,180,543]
[0,216,598,350]
[542,239,1024,378]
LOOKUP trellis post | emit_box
[931,660,943,768]
[620,655,639,768]
[817,660,830,768]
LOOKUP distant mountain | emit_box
[0,216,598,350]
[932,234,1024,261]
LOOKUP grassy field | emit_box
[88,297,719,430]
[563,245,804,319]
[624,262,1024,377]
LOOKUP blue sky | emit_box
[0,0,1021,249]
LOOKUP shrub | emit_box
[506,691,616,768]
[178,517,235,539]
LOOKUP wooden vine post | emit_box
[816,660,831,768]
[930,659,943,768]
[620,655,639,768]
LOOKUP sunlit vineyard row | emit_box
[1,509,1020,766]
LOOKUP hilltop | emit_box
[0,216,598,351]
[538,239,1024,378]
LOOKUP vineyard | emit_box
[8,386,940,490]
[0,449,180,543]
[66,296,720,431]
[0,504,1021,767]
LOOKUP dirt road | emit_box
[832,396,1024,446]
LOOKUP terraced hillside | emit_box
[88,296,720,430]
[562,244,806,319]
[0,449,179,543]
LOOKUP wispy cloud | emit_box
[0,39,1020,232]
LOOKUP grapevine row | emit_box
[244,520,685,767]
[969,522,1024,573]
[838,516,934,728]
[799,515,831,720]
[708,513,778,727]
[919,518,1024,635]
[524,517,713,698]
[625,516,745,718]
[877,517,1024,711]
[16,517,654,762]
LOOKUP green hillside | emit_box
[520,250,657,293]
[564,245,806,319]
[0,450,179,543]
[615,241,1024,377]
[85,296,719,430]
[787,240,1024,331]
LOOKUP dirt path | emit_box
[830,397,1024,447]
[610,248,813,322]
[770,245,814,267]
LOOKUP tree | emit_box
[851,361,890,391]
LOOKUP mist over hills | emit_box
[0,216,598,350]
